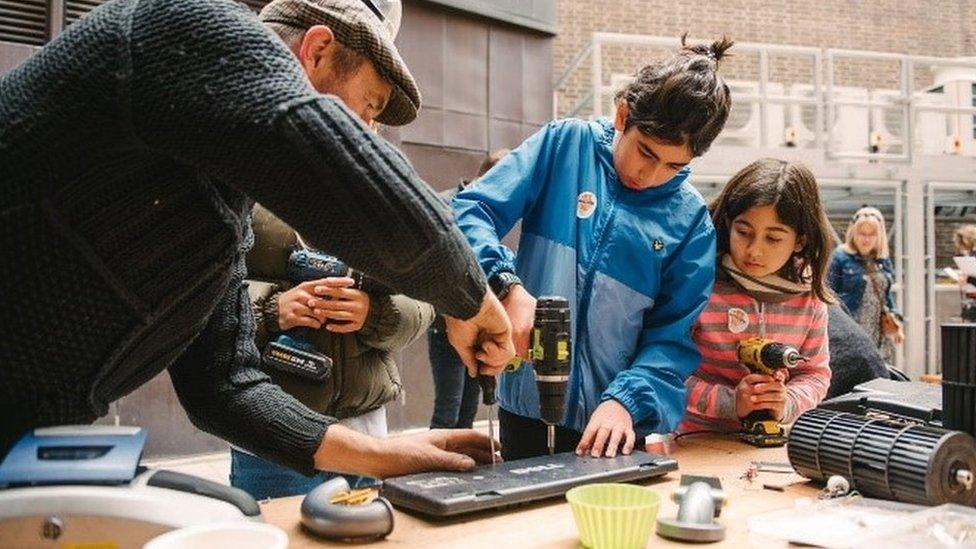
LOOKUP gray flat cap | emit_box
[260,0,421,126]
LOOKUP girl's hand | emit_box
[306,277,371,333]
[277,279,328,330]
[576,400,635,458]
[735,374,787,421]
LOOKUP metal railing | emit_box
[554,33,976,161]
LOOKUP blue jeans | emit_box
[229,448,376,500]
[428,320,481,429]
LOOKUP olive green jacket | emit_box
[246,205,435,419]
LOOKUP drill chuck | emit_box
[533,296,571,427]
[737,338,805,376]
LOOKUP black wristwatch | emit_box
[489,271,522,301]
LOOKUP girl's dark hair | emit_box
[614,33,734,156]
[709,158,836,303]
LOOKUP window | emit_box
[0,0,47,46]
[971,83,976,139]
[65,1,107,28]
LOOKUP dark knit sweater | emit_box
[0,0,485,473]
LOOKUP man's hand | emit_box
[735,373,787,421]
[313,424,499,478]
[502,284,537,359]
[444,287,516,377]
[576,399,635,458]
[306,277,370,333]
[277,279,329,331]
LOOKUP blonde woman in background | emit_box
[952,225,976,320]
[952,225,976,266]
[828,207,904,362]
[952,225,976,291]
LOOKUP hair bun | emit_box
[680,33,734,64]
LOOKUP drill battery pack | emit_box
[263,339,333,382]
[739,419,787,447]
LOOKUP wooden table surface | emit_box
[262,434,819,548]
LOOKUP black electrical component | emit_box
[941,323,976,438]
[787,408,976,506]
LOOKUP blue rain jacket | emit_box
[452,118,716,435]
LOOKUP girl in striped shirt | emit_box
[680,159,834,434]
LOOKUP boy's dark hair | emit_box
[709,158,836,304]
[614,34,734,156]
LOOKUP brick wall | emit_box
[554,0,975,117]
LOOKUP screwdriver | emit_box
[478,374,498,464]
[478,355,523,465]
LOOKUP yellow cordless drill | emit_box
[736,338,805,447]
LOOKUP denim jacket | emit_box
[827,247,898,317]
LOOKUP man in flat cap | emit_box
[0,0,513,478]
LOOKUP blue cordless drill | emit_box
[262,248,367,382]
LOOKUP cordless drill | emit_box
[262,248,386,382]
[478,296,572,459]
[736,337,805,447]
[532,296,572,455]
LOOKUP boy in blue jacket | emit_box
[453,36,733,460]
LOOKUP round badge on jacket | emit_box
[727,307,749,334]
[576,191,597,219]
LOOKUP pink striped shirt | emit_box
[679,277,831,433]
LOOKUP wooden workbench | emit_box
[262,434,819,548]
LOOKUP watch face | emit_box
[490,272,520,297]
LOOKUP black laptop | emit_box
[819,379,942,426]
[381,450,677,517]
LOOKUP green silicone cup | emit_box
[566,483,661,549]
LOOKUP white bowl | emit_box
[143,521,288,549]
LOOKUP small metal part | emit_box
[740,463,758,483]
[956,468,974,490]
[487,405,497,465]
[478,375,498,465]
[762,484,785,492]
[656,475,727,542]
[547,424,555,455]
[819,475,851,499]
[41,516,63,540]
[751,460,794,473]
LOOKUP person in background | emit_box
[429,150,510,430]
[952,224,976,320]
[680,159,834,434]
[232,204,435,499]
[828,206,904,363]
[824,304,890,398]
[953,224,976,261]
